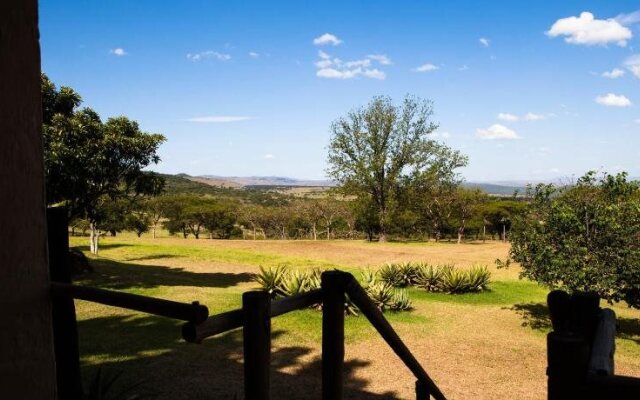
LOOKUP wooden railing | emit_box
[47,207,446,400]
[547,290,640,400]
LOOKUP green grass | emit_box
[70,235,640,400]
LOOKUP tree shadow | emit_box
[509,302,640,344]
[77,314,398,399]
[73,258,253,290]
[74,243,133,251]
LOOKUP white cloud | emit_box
[187,50,231,62]
[595,93,632,107]
[476,124,520,140]
[367,54,392,65]
[110,48,127,56]
[635,119,640,124]
[413,63,439,72]
[479,37,490,47]
[313,33,342,46]
[363,69,386,80]
[549,167,561,174]
[185,116,253,123]
[625,55,640,78]
[458,65,470,71]
[248,51,259,58]
[546,11,632,47]
[498,113,519,122]
[263,154,275,160]
[615,10,640,25]
[524,112,547,121]
[602,68,625,78]
[314,51,388,80]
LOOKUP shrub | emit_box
[364,282,395,311]
[414,263,443,291]
[253,265,288,298]
[390,289,412,311]
[466,265,491,292]
[280,270,311,296]
[440,268,471,294]
[378,262,417,287]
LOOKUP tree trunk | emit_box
[152,225,156,239]
[89,222,99,255]
[253,227,256,240]
[502,224,506,242]
[483,224,486,243]
[312,223,317,240]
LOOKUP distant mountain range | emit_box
[174,174,526,196]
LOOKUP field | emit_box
[69,235,640,400]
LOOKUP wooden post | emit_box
[243,291,271,400]
[322,271,346,400]
[48,208,83,400]
[416,380,430,400]
[547,332,590,400]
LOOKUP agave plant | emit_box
[85,368,154,400]
[440,267,471,294]
[413,263,443,292]
[466,265,491,292]
[280,270,310,296]
[253,264,288,298]
[378,262,415,287]
[390,288,412,311]
[365,282,395,311]
[359,268,377,289]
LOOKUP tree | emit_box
[327,95,467,241]
[509,172,640,308]
[42,75,165,253]
[451,188,487,243]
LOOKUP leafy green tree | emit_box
[451,188,487,243]
[509,172,640,308]
[42,74,165,253]
[327,95,467,241]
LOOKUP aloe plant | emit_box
[253,265,288,298]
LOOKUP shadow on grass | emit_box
[78,314,398,399]
[74,258,253,290]
[509,302,640,344]
[75,243,134,252]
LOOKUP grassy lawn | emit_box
[69,234,640,400]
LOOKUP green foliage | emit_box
[466,266,491,292]
[253,265,288,298]
[414,263,446,291]
[510,171,640,308]
[327,95,468,240]
[390,289,413,311]
[378,262,418,287]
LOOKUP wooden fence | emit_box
[47,207,446,400]
[547,290,640,399]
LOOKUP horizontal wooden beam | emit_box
[50,282,208,323]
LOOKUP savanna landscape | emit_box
[70,233,640,399]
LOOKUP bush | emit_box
[414,263,445,291]
[253,265,288,298]
[466,265,491,292]
[378,262,417,287]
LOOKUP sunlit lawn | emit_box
[69,233,640,400]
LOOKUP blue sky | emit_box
[40,1,640,182]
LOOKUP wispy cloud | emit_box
[479,37,490,47]
[498,113,519,122]
[185,116,253,123]
[476,124,520,140]
[110,48,127,56]
[625,55,640,78]
[248,51,259,58]
[263,153,275,160]
[187,50,231,62]
[546,11,632,47]
[595,93,632,107]
[315,51,389,80]
[458,65,470,71]
[367,54,392,65]
[413,63,439,72]
[313,33,342,46]
[524,112,547,121]
[615,10,640,25]
[602,68,625,79]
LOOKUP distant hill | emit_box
[462,182,524,196]
[165,173,526,197]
